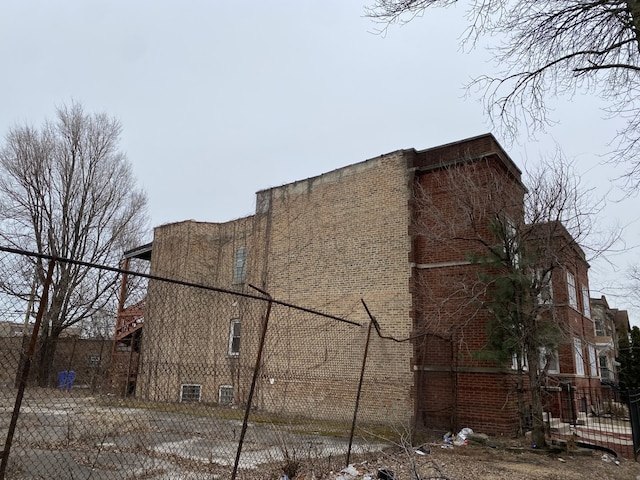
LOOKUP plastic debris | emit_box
[335,465,360,480]
[443,432,454,444]
[453,427,474,446]
[415,446,431,455]
[341,465,359,477]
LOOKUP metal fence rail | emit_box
[629,389,640,461]
[545,385,636,459]
[0,247,401,479]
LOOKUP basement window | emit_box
[219,385,233,405]
[180,384,202,403]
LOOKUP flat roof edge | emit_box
[124,242,153,260]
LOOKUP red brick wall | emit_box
[410,150,528,433]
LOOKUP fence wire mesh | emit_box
[0,247,404,479]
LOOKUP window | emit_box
[588,344,598,377]
[512,348,559,374]
[232,247,247,284]
[581,286,590,318]
[180,384,202,403]
[539,347,560,374]
[573,338,585,376]
[504,217,520,267]
[87,354,100,366]
[511,352,528,371]
[228,319,241,356]
[595,318,606,337]
[535,269,553,305]
[566,272,577,309]
[219,385,233,405]
[599,355,611,381]
[599,355,608,370]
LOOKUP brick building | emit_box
[120,134,605,435]
[591,296,630,386]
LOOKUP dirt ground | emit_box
[283,441,640,480]
[2,388,639,479]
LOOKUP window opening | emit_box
[180,384,202,402]
[567,272,577,309]
[573,338,585,376]
[581,286,590,318]
[228,319,241,356]
[219,385,233,405]
[233,247,247,284]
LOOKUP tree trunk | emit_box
[527,349,547,448]
[37,332,60,387]
[515,370,526,438]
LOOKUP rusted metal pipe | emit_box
[0,260,55,479]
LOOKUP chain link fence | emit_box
[0,246,410,479]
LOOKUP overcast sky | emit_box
[1,1,638,323]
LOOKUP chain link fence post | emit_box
[0,259,55,479]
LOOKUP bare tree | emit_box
[630,264,640,313]
[0,102,149,385]
[412,153,618,447]
[366,0,640,191]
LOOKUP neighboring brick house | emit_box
[591,296,630,386]
[120,133,606,435]
[519,222,603,424]
[613,308,632,353]
[591,296,618,385]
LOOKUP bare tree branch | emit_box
[366,0,640,191]
[0,101,149,385]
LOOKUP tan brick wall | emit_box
[148,219,253,286]
[250,152,415,424]
[137,155,415,423]
[137,219,259,404]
